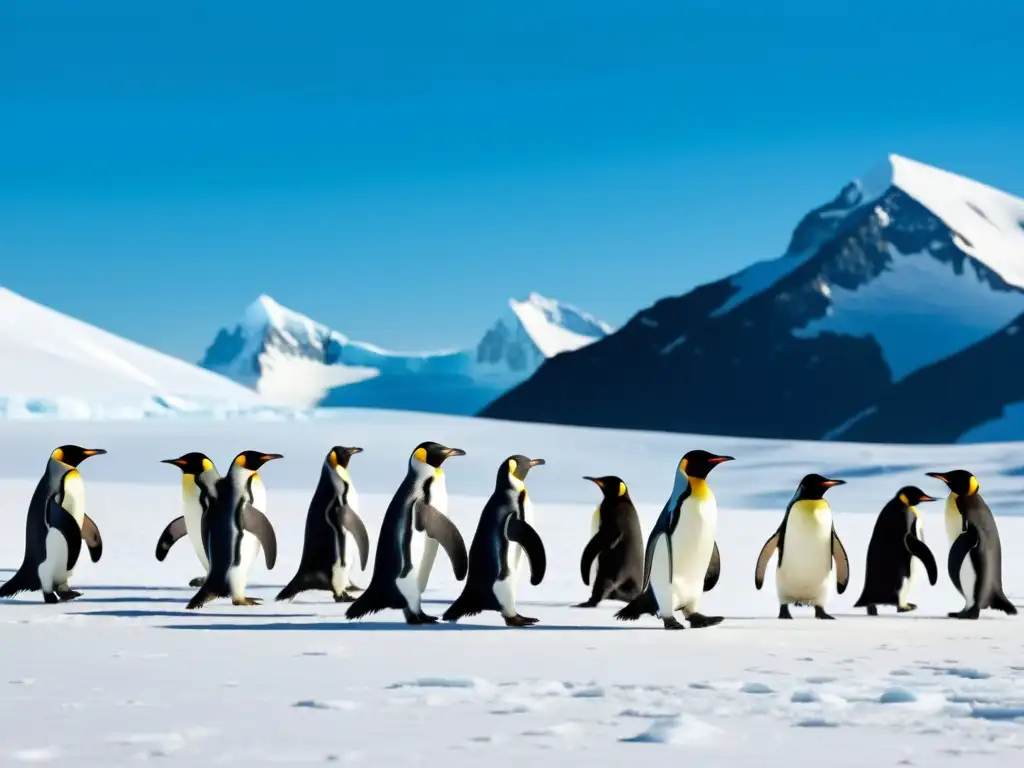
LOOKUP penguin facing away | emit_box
[156,451,220,587]
[853,486,939,615]
[754,473,849,620]
[346,441,469,625]
[614,449,734,630]
[574,475,644,608]
[276,445,371,603]
[442,455,547,626]
[0,445,106,604]
[925,470,1017,619]
[186,451,280,609]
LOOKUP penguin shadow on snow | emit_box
[159,619,630,632]
[79,608,318,620]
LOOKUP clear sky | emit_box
[2,0,1023,361]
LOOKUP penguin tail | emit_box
[992,591,1018,615]
[614,587,657,622]
[0,564,39,598]
[186,578,227,610]
[275,570,330,602]
[441,587,490,623]
[344,580,404,621]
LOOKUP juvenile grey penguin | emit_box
[186,450,281,609]
[615,450,734,630]
[575,475,644,608]
[755,474,850,619]
[0,445,106,603]
[926,470,1017,619]
[276,445,370,603]
[442,455,547,626]
[854,486,939,615]
[346,441,469,625]
[156,451,220,587]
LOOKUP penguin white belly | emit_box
[776,509,833,605]
[958,553,977,607]
[227,532,261,600]
[588,506,601,585]
[53,472,86,586]
[38,528,70,592]
[944,496,962,545]
[669,498,717,610]
[181,480,210,571]
[416,477,447,594]
[398,527,427,611]
[331,561,349,595]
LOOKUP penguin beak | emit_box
[346,447,364,455]
[821,479,846,487]
[925,472,948,484]
[259,454,283,462]
[707,455,734,464]
[918,494,938,503]
[444,448,466,457]
[583,476,602,486]
[160,458,185,466]
[529,458,545,467]
[83,449,107,457]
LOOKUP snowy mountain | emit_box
[199,292,612,413]
[482,154,1024,443]
[0,286,263,418]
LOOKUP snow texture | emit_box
[1,410,1023,766]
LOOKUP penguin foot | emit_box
[572,599,600,608]
[948,606,980,620]
[778,604,793,620]
[232,597,262,606]
[333,592,357,603]
[43,592,59,605]
[417,611,438,624]
[687,612,723,629]
[57,589,82,602]
[813,607,836,620]
[404,609,438,625]
[866,605,878,616]
[662,616,686,630]
[897,603,917,613]
[504,614,540,627]
[188,577,206,587]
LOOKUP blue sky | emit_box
[2,1,1023,360]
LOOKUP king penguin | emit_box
[754,474,850,619]
[853,486,939,615]
[155,452,220,587]
[925,470,1017,619]
[574,475,644,608]
[442,455,547,626]
[186,451,281,609]
[276,445,371,603]
[614,450,734,630]
[346,441,469,625]
[0,445,106,604]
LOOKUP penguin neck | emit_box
[944,493,963,543]
[409,458,442,482]
[331,462,352,485]
[674,472,711,502]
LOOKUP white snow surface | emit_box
[0,287,262,410]
[2,412,1024,766]
[793,245,1024,381]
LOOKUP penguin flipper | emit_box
[339,505,371,570]
[947,525,979,594]
[754,530,781,590]
[506,516,546,586]
[641,530,668,592]
[46,496,83,572]
[831,525,850,594]
[904,531,938,586]
[82,515,102,563]
[414,500,468,581]
[580,528,619,586]
[155,516,187,562]
[241,504,277,569]
[703,541,721,592]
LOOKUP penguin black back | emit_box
[575,475,644,608]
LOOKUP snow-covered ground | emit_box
[1,411,1022,766]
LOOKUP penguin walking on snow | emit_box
[443,455,547,626]
[574,475,644,608]
[853,486,939,615]
[755,474,850,619]
[0,445,106,604]
[156,452,220,587]
[346,442,469,625]
[615,450,733,630]
[276,446,371,603]
[186,451,281,609]
[925,470,1017,619]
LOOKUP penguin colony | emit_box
[0,443,1017,628]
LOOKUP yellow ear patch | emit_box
[618,481,626,496]
[413,447,428,463]
[201,457,213,472]
[968,475,979,495]
[678,457,688,474]
[508,458,518,474]
[898,493,909,506]
[235,454,246,466]
[328,450,338,468]
[51,448,64,462]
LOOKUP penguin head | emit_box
[896,486,939,507]
[926,470,978,497]
[584,475,629,499]
[160,452,215,476]
[232,450,283,472]
[327,445,363,470]
[502,455,545,487]
[51,445,106,467]
[794,473,845,501]
[677,450,735,480]
[410,442,465,469]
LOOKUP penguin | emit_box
[186,451,281,609]
[853,486,940,615]
[754,474,850,619]
[155,452,220,587]
[275,445,371,603]
[0,445,106,604]
[345,441,469,625]
[574,475,644,608]
[614,450,734,630]
[442,455,547,626]
[925,470,1018,619]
